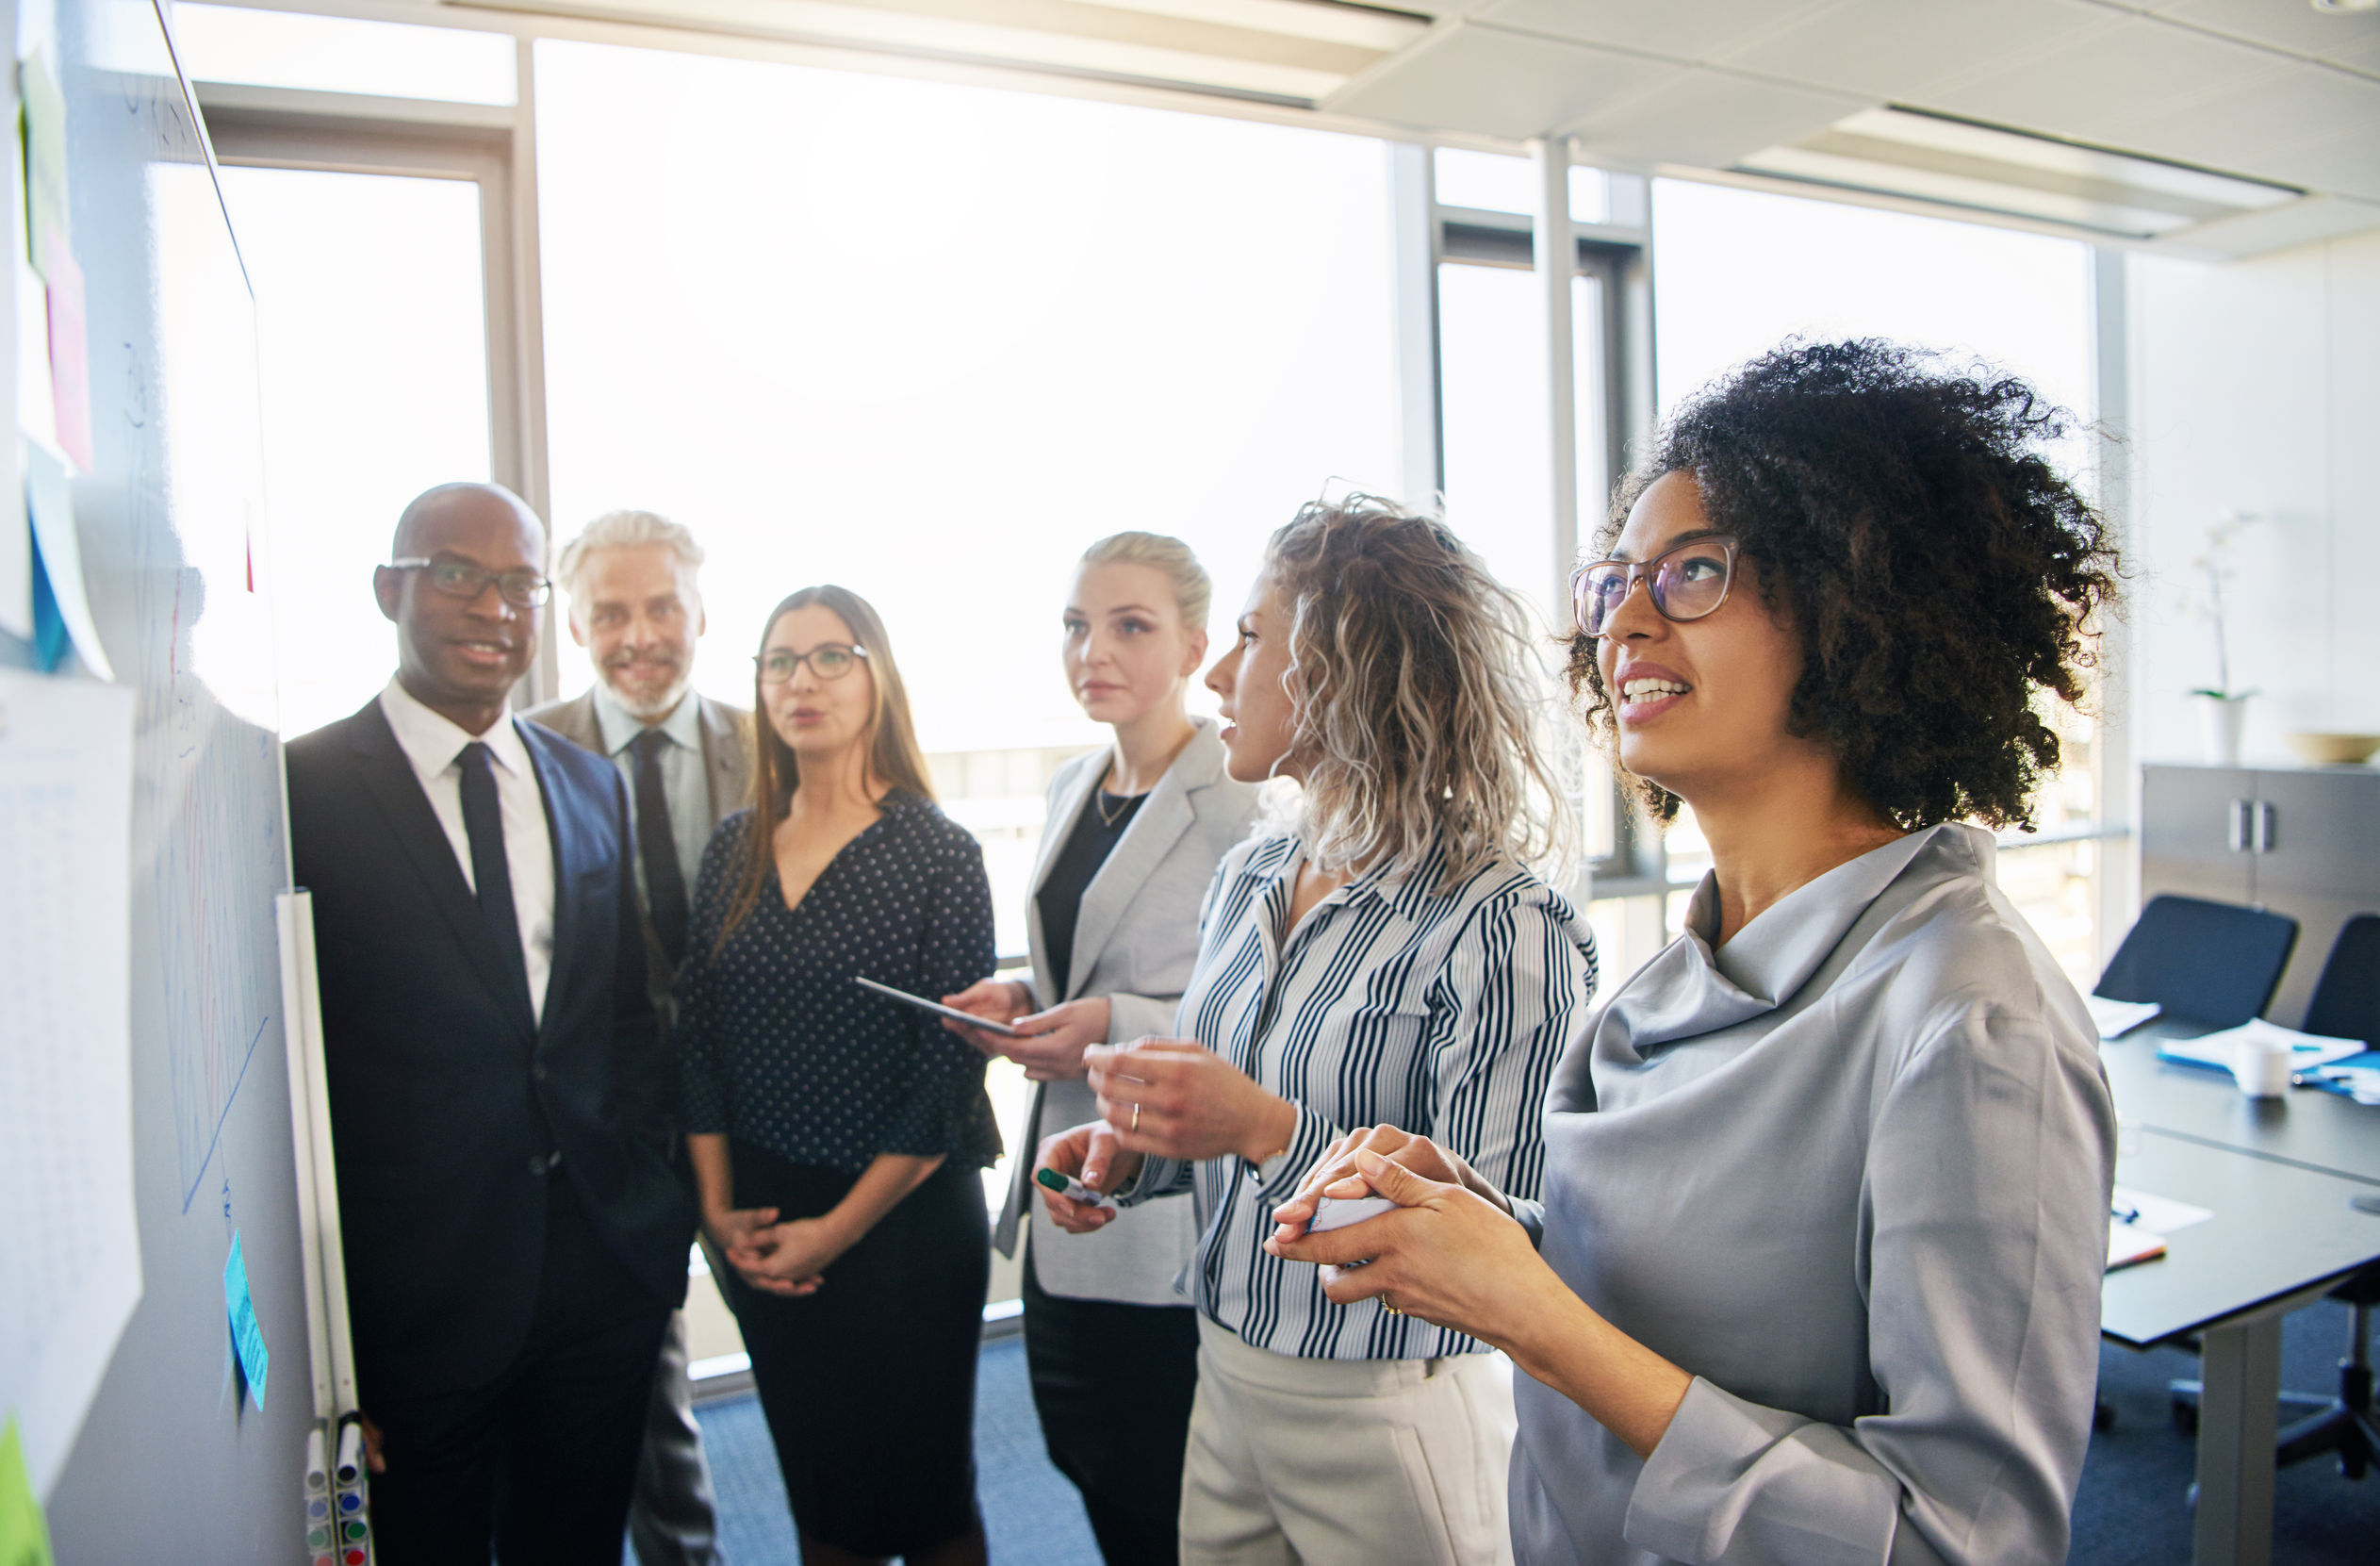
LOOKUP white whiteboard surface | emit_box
[0,669,140,1499]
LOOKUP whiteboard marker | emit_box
[305,1426,329,1493]
[334,1420,363,1485]
[1034,1166,1118,1211]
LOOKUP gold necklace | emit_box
[1096,759,1142,828]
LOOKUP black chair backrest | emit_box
[2303,914,2380,1047]
[2095,895,2299,1028]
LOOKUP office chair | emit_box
[2094,895,2299,1028]
[2171,915,2380,1480]
[2094,897,2298,1435]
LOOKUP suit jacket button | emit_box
[532,1063,549,1082]
[527,1153,548,1176]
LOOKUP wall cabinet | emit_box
[2141,765,2380,1028]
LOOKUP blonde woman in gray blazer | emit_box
[945,533,1258,1565]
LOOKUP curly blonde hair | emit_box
[1265,494,1571,891]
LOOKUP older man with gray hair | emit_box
[529,509,749,1566]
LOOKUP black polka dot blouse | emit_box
[675,790,1002,1173]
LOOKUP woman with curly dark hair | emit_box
[1268,340,2122,1565]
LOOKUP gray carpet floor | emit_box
[687,1305,2380,1563]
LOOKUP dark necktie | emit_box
[457,740,533,1017]
[631,728,690,968]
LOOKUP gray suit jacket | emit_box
[996,717,1261,1305]
[524,687,751,1010]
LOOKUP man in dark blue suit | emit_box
[287,482,697,1564]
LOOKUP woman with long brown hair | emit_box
[675,584,1000,1566]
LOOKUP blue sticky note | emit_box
[223,1231,268,1411]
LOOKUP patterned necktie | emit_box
[457,740,533,1016]
[631,728,691,968]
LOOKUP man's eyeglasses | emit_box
[1570,535,1740,637]
[389,555,552,609]
[756,644,869,684]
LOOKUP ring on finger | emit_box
[1384,1300,1403,1316]
[1130,1101,1141,1133]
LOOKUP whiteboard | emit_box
[24,1,315,1559]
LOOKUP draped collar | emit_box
[1597,823,1992,1063]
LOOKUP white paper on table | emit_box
[2158,1017,2367,1076]
[2088,996,2162,1040]
[0,670,142,1499]
[22,437,109,680]
[2110,1184,2214,1234]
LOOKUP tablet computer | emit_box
[853,975,1030,1037]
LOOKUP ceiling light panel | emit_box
[1736,105,2304,240]
[441,0,1431,104]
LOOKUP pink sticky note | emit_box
[41,234,92,472]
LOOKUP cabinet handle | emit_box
[2252,800,2276,854]
[2228,798,2250,852]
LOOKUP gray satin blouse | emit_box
[1510,824,2114,1565]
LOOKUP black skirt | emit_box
[722,1142,991,1555]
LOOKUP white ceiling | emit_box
[1331,0,2380,252]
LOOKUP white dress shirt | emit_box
[378,677,556,1023]
[589,683,711,903]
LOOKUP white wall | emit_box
[2126,231,2380,766]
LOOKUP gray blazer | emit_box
[524,687,751,1009]
[995,717,1261,1305]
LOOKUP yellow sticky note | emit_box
[0,1417,56,1566]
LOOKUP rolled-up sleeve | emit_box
[1621,1005,2114,1565]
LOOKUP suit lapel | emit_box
[1066,765,1195,1000]
[698,698,749,829]
[1059,721,1223,1001]
[523,721,584,1052]
[1026,753,1106,1002]
[348,701,538,1044]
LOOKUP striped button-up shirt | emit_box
[1124,830,1598,1361]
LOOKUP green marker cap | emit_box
[1034,1166,1069,1194]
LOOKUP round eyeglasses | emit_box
[756,643,869,684]
[1570,535,1740,637]
[389,555,552,609]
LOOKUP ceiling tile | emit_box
[1921,13,2292,141]
[2140,0,2380,66]
[1470,0,1843,62]
[2261,122,2380,205]
[1717,0,2124,99]
[1557,66,1867,170]
[2153,192,2380,258]
[1326,19,1687,140]
[2093,60,2380,188]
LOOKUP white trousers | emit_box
[1180,1315,1517,1566]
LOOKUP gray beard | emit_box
[602,667,693,721]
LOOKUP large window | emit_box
[1646,178,2102,982]
[534,38,1403,1233]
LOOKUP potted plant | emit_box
[2186,511,2257,765]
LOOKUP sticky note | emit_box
[20,53,71,273]
[223,1232,270,1411]
[0,1416,57,1566]
[38,238,91,475]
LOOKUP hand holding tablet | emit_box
[854,975,1033,1037]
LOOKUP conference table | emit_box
[2096,1018,2380,1566]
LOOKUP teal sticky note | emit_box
[223,1232,269,1411]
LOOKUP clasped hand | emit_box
[705,1203,833,1297]
[1262,1125,1548,1346]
